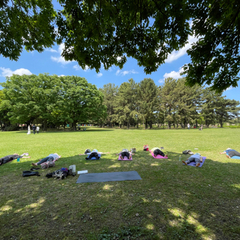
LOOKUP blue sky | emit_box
[0,35,239,102]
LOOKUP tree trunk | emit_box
[149,122,152,129]
[145,120,148,129]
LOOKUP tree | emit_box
[2,0,240,91]
[1,74,61,129]
[184,0,240,92]
[0,90,11,129]
[114,79,138,129]
[1,74,106,130]
[99,83,118,127]
[138,78,158,129]
[59,76,106,130]
[160,78,178,129]
[214,97,240,128]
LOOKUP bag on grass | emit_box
[41,160,55,169]
[22,171,40,177]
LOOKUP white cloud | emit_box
[51,43,74,65]
[97,73,103,77]
[116,69,138,76]
[46,48,58,53]
[165,35,198,63]
[58,74,65,77]
[162,67,185,80]
[225,87,233,91]
[73,64,89,71]
[0,67,32,77]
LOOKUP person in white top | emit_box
[36,126,40,134]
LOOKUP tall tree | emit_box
[114,79,138,129]
[99,83,118,127]
[138,78,158,129]
[214,97,240,128]
[1,74,60,127]
[160,78,178,129]
[0,90,11,129]
[59,76,106,130]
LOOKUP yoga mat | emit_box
[76,171,141,183]
[118,155,132,161]
[227,155,240,159]
[150,151,168,159]
[183,157,206,167]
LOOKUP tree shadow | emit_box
[1,152,240,239]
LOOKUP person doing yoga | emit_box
[0,153,30,166]
[182,153,203,167]
[220,148,240,158]
[32,153,61,166]
[151,147,166,157]
[119,149,132,160]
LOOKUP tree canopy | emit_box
[1,0,240,91]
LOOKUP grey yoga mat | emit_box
[76,171,142,183]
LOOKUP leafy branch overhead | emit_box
[1,0,240,91]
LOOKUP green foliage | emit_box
[184,0,240,92]
[0,0,56,60]
[1,74,106,129]
[1,0,240,91]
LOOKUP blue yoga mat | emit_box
[76,171,142,183]
[227,155,240,159]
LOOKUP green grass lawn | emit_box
[1,128,240,240]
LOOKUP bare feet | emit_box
[32,163,37,166]
[226,155,231,159]
[182,160,187,165]
[196,163,200,167]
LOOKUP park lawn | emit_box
[0,128,240,240]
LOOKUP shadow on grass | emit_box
[1,152,240,239]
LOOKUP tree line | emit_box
[0,75,239,131]
[100,78,240,129]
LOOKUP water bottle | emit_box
[17,158,20,162]
[179,155,181,161]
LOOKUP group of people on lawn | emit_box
[1,147,240,168]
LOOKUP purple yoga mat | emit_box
[184,157,206,167]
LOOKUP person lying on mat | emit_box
[119,149,132,160]
[32,153,61,166]
[0,153,30,166]
[220,148,240,158]
[182,153,203,167]
[151,147,167,157]
[86,149,100,160]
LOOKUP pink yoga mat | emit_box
[118,155,132,161]
[150,151,168,159]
